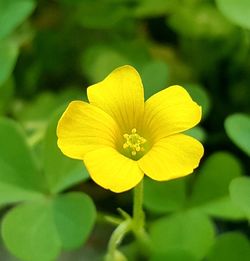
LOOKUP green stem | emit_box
[132,181,151,255]
[105,180,150,260]
[105,219,131,261]
[133,180,144,231]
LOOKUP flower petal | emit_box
[84,148,144,193]
[138,134,204,181]
[57,101,120,160]
[143,85,201,141]
[87,65,144,132]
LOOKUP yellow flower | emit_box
[57,65,204,193]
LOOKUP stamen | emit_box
[123,128,147,157]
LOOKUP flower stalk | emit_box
[132,181,151,256]
[132,180,144,231]
[105,180,150,260]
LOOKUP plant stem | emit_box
[133,180,144,231]
[132,181,151,255]
[105,180,150,260]
[105,219,131,261]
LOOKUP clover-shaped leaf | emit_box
[230,177,250,219]
[0,116,95,261]
[225,113,250,156]
[206,232,250,261]
[188,151,245,220]
[216,0,250,29]
[2,192,96,261]
[150,210,215,260]
[0,118,45,205]
[144,177,186,214]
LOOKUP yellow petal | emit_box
[84,147,144,193]
[143,85,201,141]
[87,65,144,133]
[57,101,120,160]
[138,134,204,181]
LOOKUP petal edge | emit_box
[87,65,144,132]
[143,85,202,141]
[57,101,120,160]
[84,148,144,193]
[138,134,204,181]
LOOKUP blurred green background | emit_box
[0,0,250,260]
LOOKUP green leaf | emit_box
[150,210,215,260]
[43,107,89,193]
[206,232,250,261]
[0,77,14,115]
[225,113,250,156]
[73,0,129,29]
[216,0,250,29]
[188,152,245,220]
[52,192,96,250]
[150,249,198,261]
[2,192,96,261]
[0,184,43,207]
[81,42,150,84]
[184,126,207,142]
[0,0,35,39]
[13,89,86,163]
[140,60,169,99]
[193,197,246,220]
[168,3,234,38]
[15,89,86,125]
[230,177,250,219]
[0,40,18,86]
[2,201,61,261]
[184,83,211,119]
[16,92,59,124]
[144,177,186,214]
[0,118,45,205]
[82,45,130,83]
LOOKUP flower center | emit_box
[123,128,147,156]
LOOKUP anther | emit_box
[123,128,147,157]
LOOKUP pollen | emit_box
[123,128,147,156]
